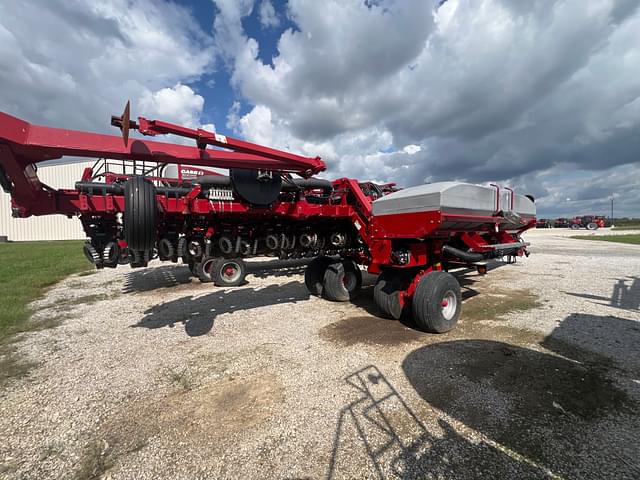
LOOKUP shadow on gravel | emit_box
[247,258,311,278]
[542,312,640,377]
[564,276,640,311]
[327,365,546,479]
[401,314,640,479]
[122,259,311,294]
[123,265,193,293]
[132,281,309,336]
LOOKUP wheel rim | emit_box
[221,261,242,283]
[441,290,457,321]
[343,271,357,291]
[202,259,215,276]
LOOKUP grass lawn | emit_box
[572,234,640,245]
[0,240,90,340]
[612,225,640,231]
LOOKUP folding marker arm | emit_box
[0,108,326,217]
[110,101,325,177]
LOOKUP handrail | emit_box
[490,183,500,212]
[504,187,514,210]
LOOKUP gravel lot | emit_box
[1,228,639,479]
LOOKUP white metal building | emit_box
[0,161,93,241]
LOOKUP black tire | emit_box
[412,271,461,333]
[158,238,174,260]
[194,256,216,283]
[83,242,100,265]
[102,242,120,268]
[211,258,247,287]
[304,256,333,296]
[586,222,598,230]
[323,260,362,302]
[570,224,580,230]
[130,250,149,269]
[124,176,156,251]
[374,269,410,320]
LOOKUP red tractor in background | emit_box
[535,218,552,228]
[570,215,606,230]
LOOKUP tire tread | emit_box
[412,271,461,333]
[323,260,362,302]
[304,256,332,296]
[124,176,156,251]
[374,270,409,320]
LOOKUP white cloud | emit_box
[259,0,280,29]
[221,0,435,138]
[0,0,214,134]
[231,102,407,183]
[3,0,639,216]
[508,162,640,217]
[214,0,640,215]
[403,145,422,155]
[226,101,242,130]
[139,84,205,128]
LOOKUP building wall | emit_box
[0,162,93,241]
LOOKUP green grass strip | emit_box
[571,234,640,245]
[0,240,89,340]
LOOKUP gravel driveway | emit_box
[1,229,639,479]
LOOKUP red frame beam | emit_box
[0,112,323,174]
[0,110,327,216]
[135,117,324,176]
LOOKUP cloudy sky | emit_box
[0,0,638,217]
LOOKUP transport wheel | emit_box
[586,222,598,230]
[323,260,362,302]
[194,256,217,283]
[570,224,580,230]
[124,176,157,251]
[374,269,410,320]
[412,271,461,333]
[304,256,333,296]
[211,258,247,287]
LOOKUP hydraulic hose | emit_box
[76,181,195,196]
[442,245,485,263]
[197,175,333,194]
[443,244,524,263]
[78,176,334,198]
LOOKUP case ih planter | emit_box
[0,105,536,333]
